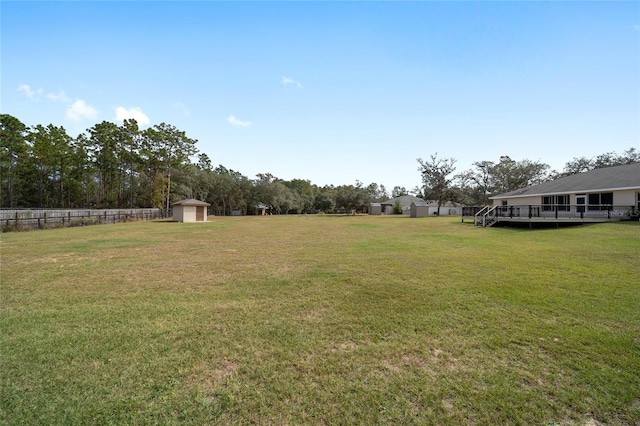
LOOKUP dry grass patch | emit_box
[185,359,239,398]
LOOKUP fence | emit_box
[1,208,164,232]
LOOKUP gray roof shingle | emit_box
[172,199,211,206]
[491,163,640,199]
[380,195,424,206]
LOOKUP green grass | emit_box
[1,215,639,425]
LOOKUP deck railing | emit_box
[461,206,487,217]
[486,204,632,222]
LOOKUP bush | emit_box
[625,207,640,220]
[393,200,403,214]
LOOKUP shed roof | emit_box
[381,195,424,206]
[172,198,211,206]
[412,201,461,207]
[490,163,640,199]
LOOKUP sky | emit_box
[2,1,639,192]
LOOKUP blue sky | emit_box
[2,1,639,191]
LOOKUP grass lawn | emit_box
[1,215,639,425]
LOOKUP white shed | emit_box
[172,199,210,222]
[411,201,462,217]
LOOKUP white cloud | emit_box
[282,76,303,88]
[115,106,150,126]
[17,84,43,99]
[46,90,70,102]
[228,115,251,127]
[66,99,98,122]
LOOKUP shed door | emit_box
[196,206,205,221]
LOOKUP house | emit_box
[411,201,462,218]
[372,195,424,215]
[369,203,382,215]
[171,199,210,222]
[471,163,640,226]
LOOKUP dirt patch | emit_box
[301,307,327,323]
[185,359,239,399]
[330,340,358,353]
[442,398,454,415]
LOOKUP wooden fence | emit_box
[1,208,164,232]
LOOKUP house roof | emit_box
[412,201,461,207]
[490,163,640,199]
[172,198,211,206]
[381,195,424,206]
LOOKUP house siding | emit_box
[174,205,195,222]
[185,206,197,222]
[410,204,428,218]
[492,189,638,208]
[613,189,637,206]
[173,206,185,222]
[370,203,382,215]
[429,206,461,216]
[173,205,208,222]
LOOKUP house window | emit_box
[557,195,570,211]
[588,192,614,211]
[637,192,640,209]
[542,195,570,211]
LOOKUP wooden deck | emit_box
[462,205,633,227]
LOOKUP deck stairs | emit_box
[474,205,498,227]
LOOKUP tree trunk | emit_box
[166,170,171,212]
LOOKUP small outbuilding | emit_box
[410,201,430,218]
[411,201,463,218]
[377,195,424,215]
[369,203,382,215]
[255,203,269,216]
[172,199,210,222]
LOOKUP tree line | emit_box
[1,114,638,213]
